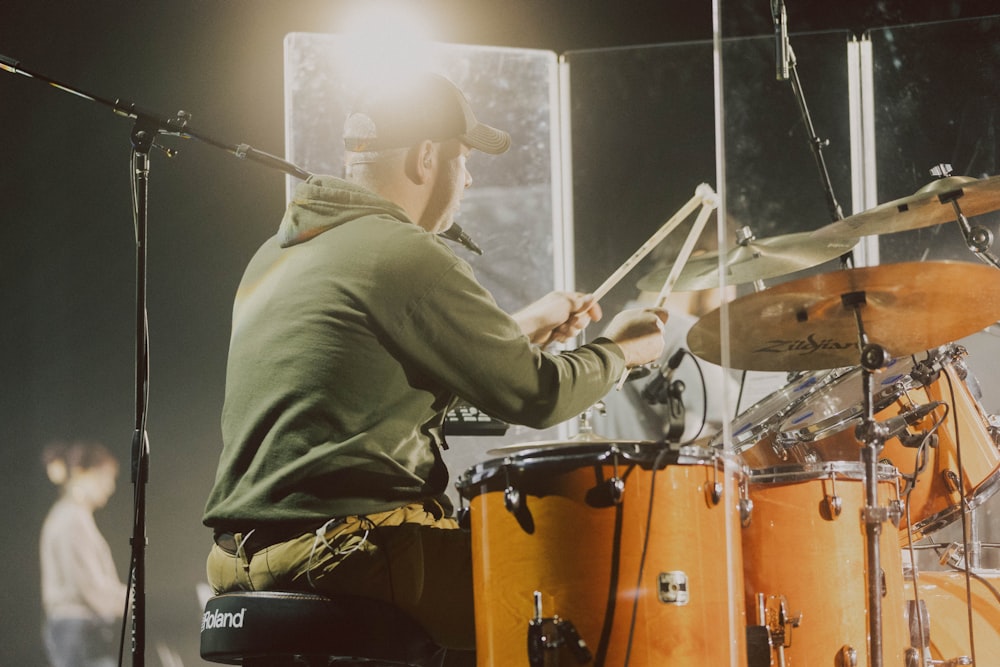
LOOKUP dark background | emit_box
[3,1,999,665]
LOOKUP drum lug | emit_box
[706,480,723,506]
[607,476,625,505]
[504,485,522,513]
[835,645,857,667]
[823,493,843,519]
[887,498,903,527]
[739,497,754,527]
[705,463,723,506]
[942,469,961,494]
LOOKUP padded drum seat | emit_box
[200,591,444,666]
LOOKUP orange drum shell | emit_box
[903,569,1000,661]
[776,364,1000,542]
[742,471,910,666]
[466,456,747,667]
[884,366,1000,541]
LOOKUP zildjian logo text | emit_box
[753,333,855,355]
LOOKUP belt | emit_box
[213,500,451,557]
[213,524,320,557]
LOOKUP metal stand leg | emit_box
[844,290,893,667]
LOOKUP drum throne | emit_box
[200,590,446,666]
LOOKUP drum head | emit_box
[727,370,837,451]
[779,356,922,444]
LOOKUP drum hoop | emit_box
[777,366,927,445]
[908,465,1000,537]
[729,368,850,447]
[748,461,897,485]
[455,442,733,494]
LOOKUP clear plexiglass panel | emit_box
[868,17,1000,578]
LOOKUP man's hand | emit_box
[601,308,668,367]
[512,291,603,346]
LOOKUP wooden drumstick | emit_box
[653,187,719,307]
[590,184,714,303]
[607,184,719,389]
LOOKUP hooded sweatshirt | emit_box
[203,176,626,528]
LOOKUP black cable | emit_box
[681,351,709,444]
[622,446,672,667]
[944,370,977,666]
[593,500,624,667]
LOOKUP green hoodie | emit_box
[203,176,626,528]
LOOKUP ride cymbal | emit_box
[637,231,858,292]
[687,261,1000,371]
[812,175,1000,240]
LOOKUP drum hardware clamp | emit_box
[757,593,800,665]
[527,591,591,667]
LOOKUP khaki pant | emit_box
[207,502,475,657]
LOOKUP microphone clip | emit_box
[439,223,484,255]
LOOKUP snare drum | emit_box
[776,347,1000,541]
[742,462,910,666]
[456,442,747,667]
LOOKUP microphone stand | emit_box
[771,1,845,226]
[0,54,312,667]
[0,54,492,666]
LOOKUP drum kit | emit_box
[457,173,1000,666]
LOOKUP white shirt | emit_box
[40,497,128,620]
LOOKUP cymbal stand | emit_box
[949,195,1000,269]
[843,290,892,667]
[932,163,1000,270]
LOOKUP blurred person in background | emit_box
[40,440,128,667]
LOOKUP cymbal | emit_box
[637,231,858,292]
[487,438,659,456]
[813,175,1000,239]
[687,261,1000,372]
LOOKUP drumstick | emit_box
[653,186,719,307]
[607,183,719,390]
[590,184,712,303]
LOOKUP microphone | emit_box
[641,348,686,405]
[863,401,944,443]
[439,223,484,255]
[772,0,789,81]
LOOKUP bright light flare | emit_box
[336,2,437,89]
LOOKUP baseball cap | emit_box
[343,73,511,155]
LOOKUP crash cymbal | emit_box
[637,231,858,292]
[813,174,1000,239]
[687,260,1000,372]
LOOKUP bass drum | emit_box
[456,441,747,667]
[904,569,1000,663]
